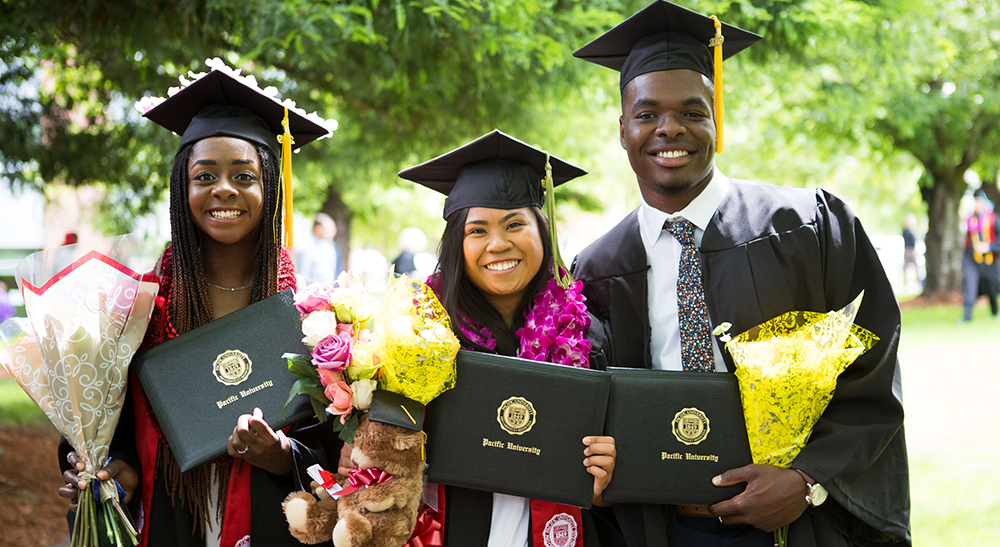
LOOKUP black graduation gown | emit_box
[59,388,340,547]
[962,213,1000,307]
[440,317,627,547]
[572,179,911,547]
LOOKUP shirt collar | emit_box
[638,170,730,248]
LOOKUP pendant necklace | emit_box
[205,281,252,291]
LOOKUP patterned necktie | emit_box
[664,219,715,372]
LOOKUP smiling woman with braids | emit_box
[393,130,624,546]
[56,63,339,547]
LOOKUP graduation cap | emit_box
[397,129,586,220]
[368,390,426,432]
[574,1,762,153]
[140,64,336,247]
[399,129,586,286]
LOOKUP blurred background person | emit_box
[391,226,428,278]
[0,281,14,323]
[296,212,341,286]
[902,213,921,289]
[961,190,999,322]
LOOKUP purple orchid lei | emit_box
[426,271,592,368]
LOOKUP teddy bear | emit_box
[283,413,425,547]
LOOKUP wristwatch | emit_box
[793,468,828,507]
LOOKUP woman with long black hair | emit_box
[57,64,340,547]
[399,130,623,546]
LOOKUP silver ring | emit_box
[237,444,249,455]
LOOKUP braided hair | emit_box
[168,141,282,333]
[160,139,283,535]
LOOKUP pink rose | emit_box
[317,368,341,388]
[295,283,335,314]
[312,334,352,372]
[325,380,353,423]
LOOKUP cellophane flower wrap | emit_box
[0,236,160,547]
[285,272,382,443]
[375,274,459,405]
[717,291,878,547]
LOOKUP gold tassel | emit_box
[277,107,295,247]
[543,153,572,287]
[710,15,725,154]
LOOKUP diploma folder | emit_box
[602,368,753,505]
[424,350,611,508]
[133,289,312,472]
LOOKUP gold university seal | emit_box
[213,350,253,386]
[497,396,536,435]
[671,407,710,446]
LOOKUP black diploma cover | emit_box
[602,368,752,505]
[133,289,312,472]
[424,350,611,508]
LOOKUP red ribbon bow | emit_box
[337,467,393,497]
[318,468,338,490]
[404,508,444,547]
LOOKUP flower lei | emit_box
[426,271,592,368]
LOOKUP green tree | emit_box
[1,0,625,254]
[4,0,926,263]
[793,0,1000,297]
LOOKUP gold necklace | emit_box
[205,281,252,291]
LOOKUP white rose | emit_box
[333,287,379,323]
[350,379,377,410]
[301,310,339,346]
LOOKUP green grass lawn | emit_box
[0,378,50,427]
[900,302,1000,546]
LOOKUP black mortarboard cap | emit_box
[368,390,426,431]
[398,130,587,220]
[143,70,330,157]
[573,0,762,91]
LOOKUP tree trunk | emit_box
[980,170,999,206]
[921,173,965,297]
[321,184,352,272]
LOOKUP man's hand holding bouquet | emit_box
[710,292,878,547]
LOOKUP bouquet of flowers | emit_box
[284,272,458,443]
[375,274,459,405]
[0,237,160,547]
[713,292,878,547]
[284,271,381,442]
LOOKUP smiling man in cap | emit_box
[571,2,910,546]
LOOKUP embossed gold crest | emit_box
[213,350,253,386]
[671,407,710,446]
[497,396,536,435]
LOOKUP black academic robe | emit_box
[962,212,1000,307]
[572,179,911,547]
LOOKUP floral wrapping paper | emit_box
[375,275,459,406]
[723,292,878,468]
[0,240,159,546]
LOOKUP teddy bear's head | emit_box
[350,415,425,477]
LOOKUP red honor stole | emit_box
[531,502,583,547]
[132,247,295,547]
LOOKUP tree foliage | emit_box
[5,0,986,284]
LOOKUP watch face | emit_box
[809,483,828,506]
